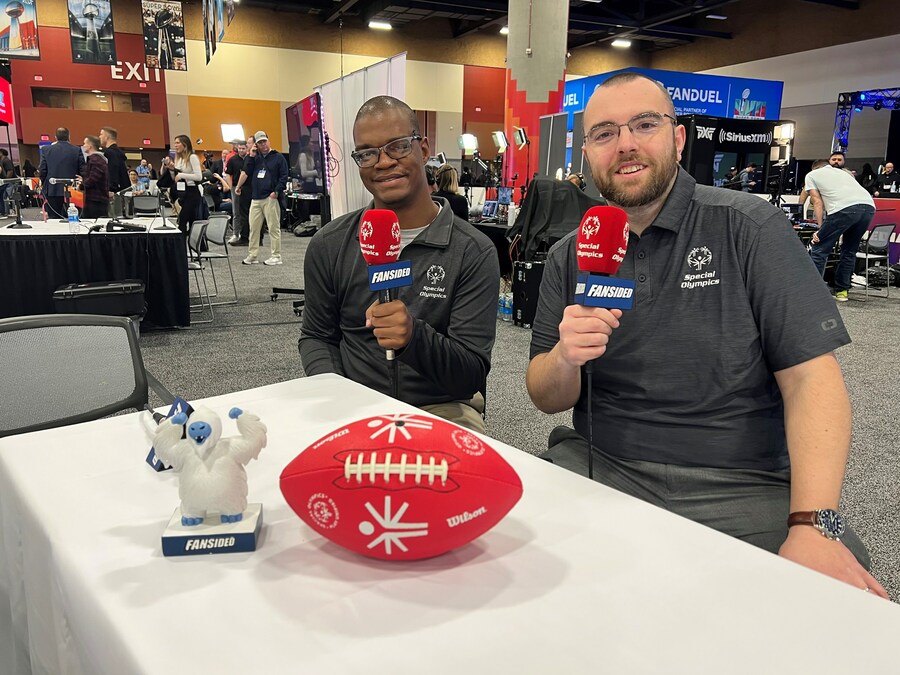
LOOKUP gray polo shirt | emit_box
[530,168,850,470]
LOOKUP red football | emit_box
[280,414,523,561]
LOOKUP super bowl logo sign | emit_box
[733,88,767,119]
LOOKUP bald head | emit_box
[354,96,420,140]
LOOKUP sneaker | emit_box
[835,290,848,302]
[263,255,283,266]
[233,239,249,246]
[227,235,240,244]
[241,256,259,265]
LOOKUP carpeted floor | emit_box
[137,227,900,600]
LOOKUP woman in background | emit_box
[160,135,203,234]
[434,164,469,222]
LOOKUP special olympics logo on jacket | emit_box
[426,265,446,285]
[687,246,713,270]
[581,216,600,240]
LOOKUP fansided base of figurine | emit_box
[162,503,263,557]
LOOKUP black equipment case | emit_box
[513,261,545,329]
[53,280,147,324]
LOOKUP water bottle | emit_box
[67,204,80,233]
[501,292,513,322]
[497,294,505,321]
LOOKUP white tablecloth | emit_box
[0,218,177,236]
[1,374,897,675]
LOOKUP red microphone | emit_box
[574,205,634,310]
[359,209,412,361]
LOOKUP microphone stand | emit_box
[5,182,31,229]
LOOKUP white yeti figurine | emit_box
[153,406,267,526]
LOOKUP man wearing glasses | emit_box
[526,73,885,597]
[299,96,499,432]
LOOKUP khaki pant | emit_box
[421,393,485,433]
[248,196,282,260]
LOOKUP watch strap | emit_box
[787,511,818,528]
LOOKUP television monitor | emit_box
[482,200,498,219]
[285,93,327,194]
[497,186,513,205]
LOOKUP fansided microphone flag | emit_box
[574,205,635,310]
[359,209,413,293]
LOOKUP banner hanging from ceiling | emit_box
[141,0,187,71]
[68,0,116,65]
[0,0,40,60]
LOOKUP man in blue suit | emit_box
[39,128,85,219]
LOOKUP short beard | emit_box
[595,146,679,208]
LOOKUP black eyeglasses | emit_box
[351,135,422,168]
[585,112,677,146]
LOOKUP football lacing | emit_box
[344,452,449,486]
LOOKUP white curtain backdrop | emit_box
[317,53,407,219]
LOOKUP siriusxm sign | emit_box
[368,261,413,292]
[564,67,783,122]
[574,273,636,310]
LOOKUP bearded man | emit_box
[525,72,887,598]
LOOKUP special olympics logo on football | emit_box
[391,222,401,241]
[426,265,446,284]
[360,221,373,240]
[451,429,485,456]
[581,216,600,240]
[307,493,340,529]
[687,246,713,270]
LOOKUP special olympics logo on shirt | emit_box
[687,246,713,270]
[426,265,446,284]
[581,216,600,240]
[360,221,373,240]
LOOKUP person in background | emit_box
[425,165,438,193]
[39,127,85,219]
[434,164,470,221]
[160,135,203,234]
[225,140,251,245]
[805,158,876,302]
[99,127,130,216]
[526,72,886,598]
[135,158,152,191]
[875,161,897,196]
[235,130,288,265]
[22,159,38,178]
[79,136,110,219]
[460,166,473,188]
[127,169,146,195]
[738,162,758,192]
[0,149,15,217]
[566,172,587,191]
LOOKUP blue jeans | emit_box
[809,204,876,291]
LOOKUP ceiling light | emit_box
[368,20,392,30]
[91,89,101,93]
[499,25,509,35]
[705,14,727,20]
[611,38,632,48]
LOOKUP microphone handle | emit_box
[584,361,595,480]
[378,288,395,361]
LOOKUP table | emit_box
[0,218,189,328]
[1,374,898,675]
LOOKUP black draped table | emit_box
[0,219,189,328]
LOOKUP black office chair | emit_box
[0,314,172,438]
[856,223,894,300]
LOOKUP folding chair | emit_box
[187,221,214,324]
[198,213,238,305]
[0,314,173,438]
[857,223,893,300]
[132,194,162,217]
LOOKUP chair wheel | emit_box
[270,293,278,301]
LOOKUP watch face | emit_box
[817,509,846,539]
